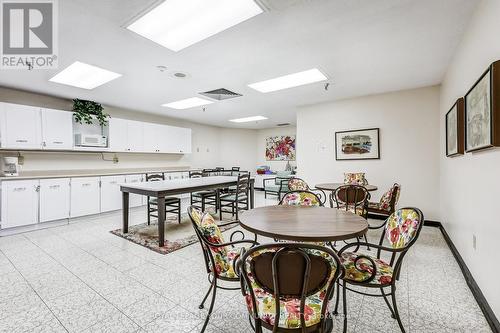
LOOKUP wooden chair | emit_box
[219,172,250,220]
[187,206,258,333]
[146,173,181,224]
[334,208,424,333]
[190,170,218,213]
[239,243,342,333]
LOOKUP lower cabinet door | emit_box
[70,177,100,218]
[125,174,145,208]
[1,180,39,229]
[100,175,126,212]
[39,178,70,222]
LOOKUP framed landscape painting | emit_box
[446,98,464,157]
[464,61,500,152]
[266,135,296,161]
[335,128,380,160]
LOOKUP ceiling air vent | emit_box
[200,88,242,101]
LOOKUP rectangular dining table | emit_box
[120,176,255,247]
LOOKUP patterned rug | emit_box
[110,213,237,255]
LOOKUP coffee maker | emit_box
[2,157,19,176]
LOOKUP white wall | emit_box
[256,126,297,171]
[297,86,440,220]
[217,128,258,172]
[439,0,500,317]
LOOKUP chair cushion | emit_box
[385,209,420,249]
[220,193,247,201]
[288,178,309,191]
[244,247,337,329]
[340,252,393,285]
[281,192,320,207]
[264,183,287,192]
[379,188,394,211]
[343,172,367,185]
[149,197,180,204]
[337,204,366,216]
[367,201,381,210]
[192,190,216,197]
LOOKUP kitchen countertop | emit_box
[0,166,197,180]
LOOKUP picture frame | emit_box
[335,128,380,160]
[265,135,296,161]
[464,60,500,152]
[446,98,464,157]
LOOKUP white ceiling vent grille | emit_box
[200,88,242,101]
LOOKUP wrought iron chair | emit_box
[187,206,258,333]
[190,170,218,213]
[334,207,424,333]
[146,173,181,224]
[288,177,327,205]
[239,243,342,333]
[263,171,293,200]
[219,172,250,220]
[367,183,401,226]
[279,190,323,207]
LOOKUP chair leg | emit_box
[380,287,396,318]
[200,276,218,333]
[219,201,223,221]
[342,281,348,333]
[198,280,214,309]
[235,202,239,220]
[332,282,340,315]
[364,233,370,251]
[391,285,406,333]
[177,201,181,223]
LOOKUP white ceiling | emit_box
[0,0,479,129]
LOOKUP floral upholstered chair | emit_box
[187,206,258,333]
[280,190,323,207]
[367,183,401,222]
[334,208,424,333]
[287,178,327,205]
[239,243,342,333]
[343,172,368,186]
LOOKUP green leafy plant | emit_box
[72,99,109,126]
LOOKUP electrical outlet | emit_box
[17,155,24,165]
[472,235,477,250]
[112,154,119,164]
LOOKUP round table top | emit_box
[315,183,378,192]
[239,205,368,242]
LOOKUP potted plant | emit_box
[72,98,110,126]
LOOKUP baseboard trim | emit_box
[432,221,499,333]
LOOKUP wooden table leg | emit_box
[157,196,165,247]
[250,181,255,209]
[122,191,129,233]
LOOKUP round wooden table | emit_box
[315,183,378,192]
[239,206,368,242]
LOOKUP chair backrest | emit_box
[332,185,369,218]
[235,173,250,199]
[379,183,401,212]
[383,207,423,249]
[288,178,310,191]
[280,191,322,207]
[343,172,368,185]
[231,167,240,171]
[187,207,230,276]
[240,243,341,332]
[146,173,165,182]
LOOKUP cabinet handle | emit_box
[53,141,63,144]
[109,181,117,184]
[82,183,91,187]
[13,187,26,191]
[49,185,60,189]
[15,139,28,143]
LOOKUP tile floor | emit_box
[0,192,492,333]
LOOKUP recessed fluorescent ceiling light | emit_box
[248,68,327,93]
[229,116,268,123]
[49,61,122,90]
[127,0,263,52]
[162,97,214,110]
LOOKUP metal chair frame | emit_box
[287,177,328,205]
[367,183,401,229]
[263,176,291,200]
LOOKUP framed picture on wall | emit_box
[446,98,464,157]
[464,60,500,152]
[335,128,380,160]
[265,135,296,161]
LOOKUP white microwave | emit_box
[74,134,108,147]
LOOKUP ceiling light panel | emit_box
[229,116,268,123]
[127,0,263,52]
[49,61,122,90]
[162,97,214,109]
[248,68,327,93]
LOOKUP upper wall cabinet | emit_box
[108,117,128,152]
[0,102,42,149]
[41,108,73,150]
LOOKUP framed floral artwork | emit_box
[464,61,500,152]
[265,136,296,161]
[446,98,464,157]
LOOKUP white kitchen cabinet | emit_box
[39,178,70,222]
[125,174,145,207]
[0,102,42,149]
[0,180,39,228]
[100,175,126,212]
[41,108,73,150]
[70,177,100,218]
[165,126,192,153]
[108,117,128,152]
[126,121,144,152]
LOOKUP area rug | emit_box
[110,213,237,255]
